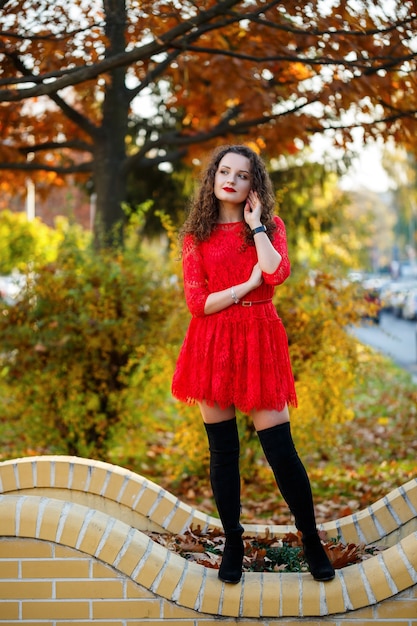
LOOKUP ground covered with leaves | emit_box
[145,526,382,574]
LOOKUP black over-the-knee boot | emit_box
[257,422,335,581]
[204,418,244,583]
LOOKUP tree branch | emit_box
[0,0,244,102]
[0,160,93,174]
[170,43,416,74]
[2,47,99,137]
[16,140,93,155]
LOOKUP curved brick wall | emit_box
[0,455,416,624]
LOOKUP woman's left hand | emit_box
[244,190,262,229]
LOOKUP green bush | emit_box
[0,218,182,460]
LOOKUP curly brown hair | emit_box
[179,144,277,247]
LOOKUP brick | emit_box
[335,516,362,545]
[241,573,262,617]
[133,485,159,518]
[0,538,52,558]
[0,561,18,579]
[198,569,221,615]
[382,543,415,591]
[323,574,347,615]
[17,496,40,538]
[38,499,67,542]
[115,531,151,578]
[56,579,124,599]
[0,602,19,619]
[0,463,19,492]
[125,580,155,599]
[92,599,161,618]
[93,560,118,578]
[162,599,202,618]
[336,604,374,618]
[131,538,170,588]
[101,472,128,501]
[70,462,90,491]
[280,573,302,616]
[371,500,403,536]
[86,465,107,496]
[117,478,142,509]
[22,558,90,579]
[162,501,193,534]
[77,509,110,555]
[61,623,123,626]
[387,487,417,524]
[0,581,52,599]
[175,562,204,610]
[354,507,382,543]
[342,622,406,626]
[58,502,92,548]
[361,554,396,602]
[54,544,83,558]
[399,532,417,571]
[17,460,35,490]
[259,572,280,617]
[34,458,54,488]
[130,622,194,626]
[196,621,239,626]
[402,478,417,506]
[219,576,242,617]
[0,497,17,536]
[94,519,131,564]
[22,601,90,619]
[150,552,184,599]
[268,622,328,626]
[147,493,178,528]
[52,460,72,488]
[374,597,417,619]
[300,575,322,615]
[340,563,372,610]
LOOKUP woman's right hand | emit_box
[248,263,263,290]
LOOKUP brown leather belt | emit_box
[240,299,272,307]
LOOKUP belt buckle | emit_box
[241,301,252,307]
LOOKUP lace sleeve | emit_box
[182,235,209,317]
[262,216,291,285]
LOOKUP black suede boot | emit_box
[204,418,244,583]
[257,422,335,582]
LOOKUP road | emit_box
[350,312,417,383]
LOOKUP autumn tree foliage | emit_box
[0,0,416,240]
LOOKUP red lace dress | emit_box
[172,215,297,412]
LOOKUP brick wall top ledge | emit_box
[0,456,416,619]
[0,455,416,545]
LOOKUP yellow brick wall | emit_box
[0,456,416,624]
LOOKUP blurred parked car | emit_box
[379,280,417,316]
[402,287,417,320]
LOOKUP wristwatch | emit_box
[251,224,267,235]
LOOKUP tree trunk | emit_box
[93,0,130,246]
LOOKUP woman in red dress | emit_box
[172,145,334,584]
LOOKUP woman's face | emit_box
[214,152,252,206]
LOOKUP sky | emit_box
[339,143,392,194]
[310,132,393,194]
